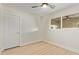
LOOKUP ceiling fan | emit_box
[32,3,56,9]
[63,16,71,20]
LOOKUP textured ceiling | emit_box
[2,3,77,16]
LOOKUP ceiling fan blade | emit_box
[48,4,56,9]
[32,6,39,8]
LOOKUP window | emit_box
[62,14,79,28]
[50,13,79,29]
[50,17,61,29]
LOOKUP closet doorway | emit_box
[3,13,20,49]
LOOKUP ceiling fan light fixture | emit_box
[63,16,70,20]
[42,4,47,8]
[31,3,56,9]
[66,18,70,20]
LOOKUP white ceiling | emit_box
[2,3,77,16]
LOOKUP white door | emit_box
[3,13,20,49]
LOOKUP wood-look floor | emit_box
[2,41,78,55]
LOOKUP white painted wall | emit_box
[42,16,50,40]
[47,4,79,53]
[0,4,3,54]
[48,29,79,53]
[19,13,42,45]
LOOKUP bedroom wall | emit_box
[0,4,3,54]
[20,13,43,45]
[47,4,79,53]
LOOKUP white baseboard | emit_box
[1,40,43,53]
[44,40,79,54]
[20,40,43,46]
